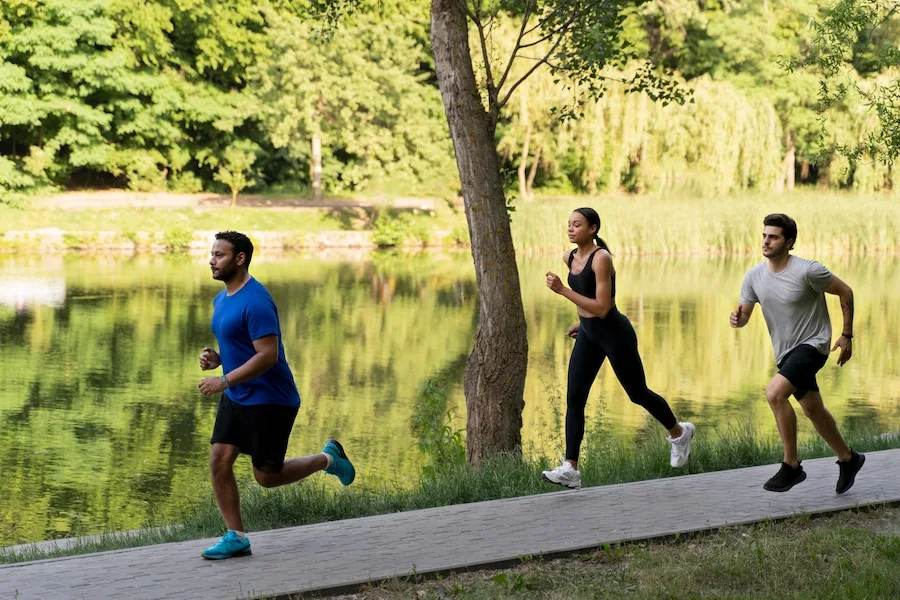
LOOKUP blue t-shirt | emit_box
[211,278,300,407]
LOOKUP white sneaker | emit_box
[667,422,695,468]
[541,461,582,489]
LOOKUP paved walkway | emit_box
[2,449,898,600]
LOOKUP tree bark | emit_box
[310,132,323,201]
[431,0,528,465]
[527,145,541,197]
[784,143,795,191]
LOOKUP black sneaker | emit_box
[763,462,806,492]
[836,450,865,494]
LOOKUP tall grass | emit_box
[512,191,900,256]
[4,191,898,255]
[2,424,897,564]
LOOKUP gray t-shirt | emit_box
[740,256,833,364]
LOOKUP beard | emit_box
[211,263,238,281]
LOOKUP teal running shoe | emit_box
[322,438,356,486]
[201,530,251,560]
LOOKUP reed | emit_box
[511,191,900,256]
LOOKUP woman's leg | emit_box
[565,328,607,463]
[603,313,678,431]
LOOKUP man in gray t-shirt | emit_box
[740,257,833,364]
[730,213,864,495]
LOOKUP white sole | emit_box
[541,473,582,489]
[670,426,695,468]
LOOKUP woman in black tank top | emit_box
[540,208,696,490]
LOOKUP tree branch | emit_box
[518,7,577,51]
[866,2,900,41]
[522,2,567,37]
[464,0,498,116]
[497,5,580,110]
[498,45,556,110]
[496,0,535,94]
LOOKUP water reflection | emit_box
[0,252,897,545]
[0,278,66,311]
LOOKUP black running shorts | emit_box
[777,344,828,400]
[210,395,298,472]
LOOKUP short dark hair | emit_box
[215,231,254,266]
[763,213,797,248]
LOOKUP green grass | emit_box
[511,190,900,256]
[0,206,333,233]
[2,425,897,564]
[0,199,465,250]
[337,505,900,599]
[3,189,899,254]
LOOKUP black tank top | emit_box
[567,248,616,301]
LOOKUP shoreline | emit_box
[4,228,900,257]
[0,228,459,253]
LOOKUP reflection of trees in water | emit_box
[0,254,481,544]
[411,353,468,468]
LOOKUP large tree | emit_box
[430,0,684,464]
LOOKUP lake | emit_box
[1,251,897,545]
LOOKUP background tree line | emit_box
[1,0,897,203]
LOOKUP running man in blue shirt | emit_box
[197,231,355,560]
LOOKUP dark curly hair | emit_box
[215,231,254,266]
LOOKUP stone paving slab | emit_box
[2,449,898,600]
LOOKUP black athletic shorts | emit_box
[777,344,828,400]
[210,395,299,472]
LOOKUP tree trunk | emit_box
[586,170,597,195]
[775,136,796,193]
[783,140,795,192]
[526,145,541,198]
[431,0,528,465]
[310,132,323,202]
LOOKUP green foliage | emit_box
[0,155,34,204]
[212,141,259,206]
[371,210,434,247]
[501,73,784,195]
[491,1,900,194]
[0,1,275,192]
[0,1,897,196]
[251,1,456,194]
[412,358,468,477]
[162,225,192,251]
[797,0,900,161]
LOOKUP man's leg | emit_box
[210,442,243,531]
[766,374,799,466]
[797,391,852,461]
[253,454,328,488]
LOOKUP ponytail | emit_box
[594,235,611,253]
[574,207,613,254]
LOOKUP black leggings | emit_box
[566,308,677,462]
